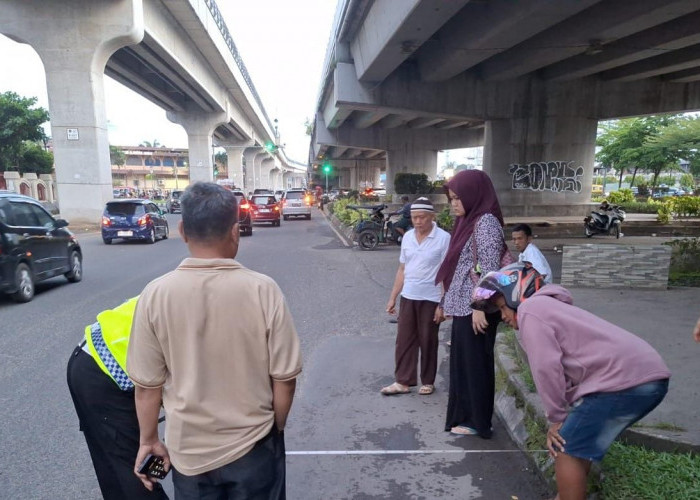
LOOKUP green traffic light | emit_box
[264,141,276,152]
[322,163,331,174]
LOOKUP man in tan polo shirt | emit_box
[127,182,302,499]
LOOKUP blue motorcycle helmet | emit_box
[471,263,544,313]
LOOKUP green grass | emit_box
[600,442,700,500]
[501,327,537,392]
[668,270,700,287]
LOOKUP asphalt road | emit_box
[0,209,549,499]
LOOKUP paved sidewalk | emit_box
[325,209,700,452]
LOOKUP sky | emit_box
[0,0,338,163]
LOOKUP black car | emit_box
[101,199,169,244]
[0,191,83,302]
[166,190,184,213]
[231,190,253,236]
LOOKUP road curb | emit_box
[319,208,354,247]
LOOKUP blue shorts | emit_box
[558,379,669,462]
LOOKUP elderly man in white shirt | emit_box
[381,197,451,396]
[512,223,553,284]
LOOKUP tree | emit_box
[0,91,50,170]
[304,117,313,137]
[17,142,53,174]
[139,139,162,148]
[647,116,700,179]
[596,115,680,188]
[109,145,126,167]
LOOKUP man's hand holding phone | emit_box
[134,441,170,490]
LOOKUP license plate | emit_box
[117,231,133,237]
[260,209,270,213]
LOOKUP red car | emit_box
[250,195,281,226]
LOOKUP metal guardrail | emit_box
[203,0,275,134]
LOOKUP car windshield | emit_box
[285,191,304,200]
[105,202,145,216]
[253,196,276,205]
[171,191,182,199]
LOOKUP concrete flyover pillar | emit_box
[252,153,268,192]
[260,158,275,190]
[483,115,598,217]
[167,110,227,183]
[350,168,358,190]
[385,147,437,194]
[222,142,253,190]
[0,0,144,223]
[242,147,263,193]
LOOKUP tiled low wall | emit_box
[561,244,671,289]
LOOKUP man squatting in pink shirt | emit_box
[470,264,670,500]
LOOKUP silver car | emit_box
[281,190,311,220]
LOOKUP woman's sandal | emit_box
[450,425,479,436]
[418,384,434,395]
[380,382,410,395]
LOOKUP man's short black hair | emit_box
[181,182,238,241]
[511,223,532,237]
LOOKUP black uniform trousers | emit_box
[67,345,168,500]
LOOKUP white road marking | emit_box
[287,449,547,455]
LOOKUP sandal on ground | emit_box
[418,384,434,395]
[380,382,410,395]
[450,425,479,436]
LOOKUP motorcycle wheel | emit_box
[584,225,593,238]
[358,230,379,250]
[613,223,621,239]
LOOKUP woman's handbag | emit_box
[469,216,515,284]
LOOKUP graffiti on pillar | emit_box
[508,161,583,193]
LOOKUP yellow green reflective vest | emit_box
[84,297,139,391]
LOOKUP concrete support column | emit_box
[224,146,246,190]
[242,148,263,193]
[0,0,144,223]
[373,167,382,189]
[385,146,437,193]
[260,158,275,190]
[167,110,227,183]
[483,115,597,216]
[350,168,358,190]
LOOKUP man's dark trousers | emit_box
[172,427,286,500]
[67,346,168,500]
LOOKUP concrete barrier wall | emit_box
[561,244,671,289]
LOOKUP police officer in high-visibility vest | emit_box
[67,297,168,499]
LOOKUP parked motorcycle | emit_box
[584,203,626,238]
[348,204,408,250]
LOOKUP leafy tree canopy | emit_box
[0,91,50,170]
[596,115,681,187]
[109,145,126,167]
[16,142,53,174]
[646,116,700,177]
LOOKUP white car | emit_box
[281,189,311,220]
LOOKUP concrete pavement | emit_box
[325,208,700,455]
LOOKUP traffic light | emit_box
[322,162,332,174]
[264,141,277,153]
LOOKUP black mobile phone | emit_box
[137,454,168,479]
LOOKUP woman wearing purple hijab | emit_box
[436,170,509,439]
